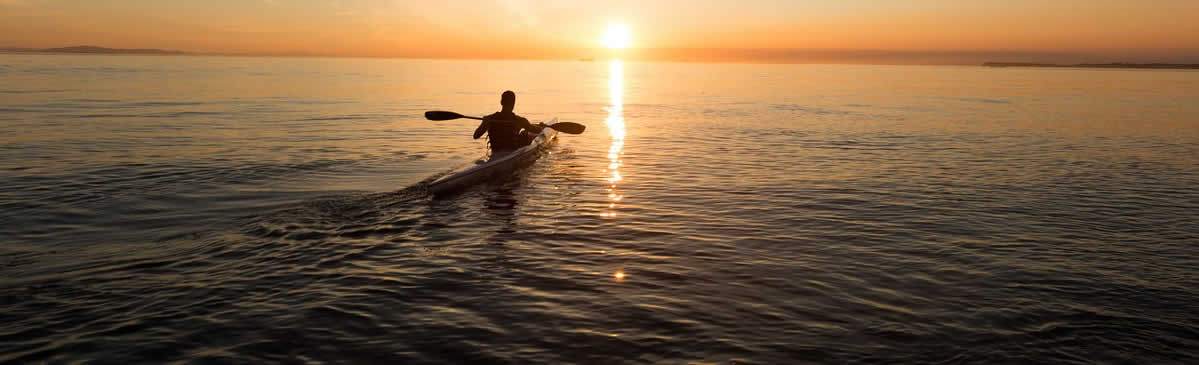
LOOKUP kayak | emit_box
[428,118,559,195]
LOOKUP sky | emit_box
[2,0,1198,64]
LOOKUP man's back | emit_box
[481,111,531,150]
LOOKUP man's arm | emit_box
[473,120,487,139]
[518,116,541,133]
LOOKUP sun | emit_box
[602,24,631,49]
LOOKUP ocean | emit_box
[2,54,1197,364]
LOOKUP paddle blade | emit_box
[425,111,466,121]
[549,122,586,134]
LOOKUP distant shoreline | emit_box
[0,46,185,55]
[984,62,1199,70]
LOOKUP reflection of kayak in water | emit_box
[428,118,559,196]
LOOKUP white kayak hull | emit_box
[428,118,559,195]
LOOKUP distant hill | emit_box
[1,45,186,55]
[984,62,1199,69]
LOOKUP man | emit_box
[474,90,542,152]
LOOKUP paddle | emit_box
[546,122,586,134]
[424,110,586,134]
[424,110,482,121]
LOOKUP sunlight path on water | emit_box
[602,59,625,218]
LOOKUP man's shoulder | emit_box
[484,111,528,123]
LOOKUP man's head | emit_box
[500,90,516,112]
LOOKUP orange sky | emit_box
[2,1,1197,64]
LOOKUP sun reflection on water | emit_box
[601,59,625,218]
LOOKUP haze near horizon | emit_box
[2,0,1197,64]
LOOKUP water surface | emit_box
[2,54,1198,364]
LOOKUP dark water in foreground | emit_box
[2,54,1198,364]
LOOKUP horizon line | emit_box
[4,45,1199,66]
